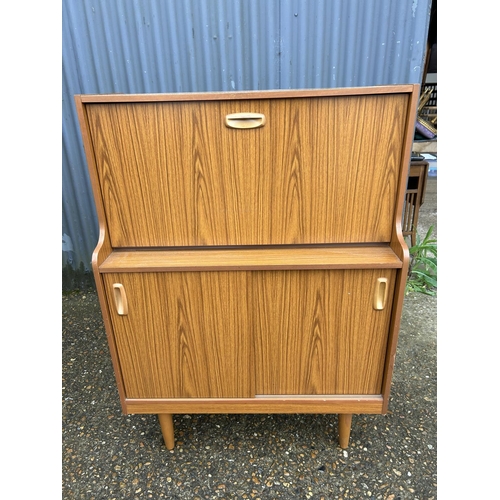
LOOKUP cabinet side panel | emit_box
[85,94,408,247]
[254,269,396,395]
[102,272,253,399]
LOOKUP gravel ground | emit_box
[62,176,437,500]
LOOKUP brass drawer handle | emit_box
[373,278,388,310]
[225,112,266,129]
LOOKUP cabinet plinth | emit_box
[75,85,419,450]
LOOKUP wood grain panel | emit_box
[86,94,408,247]
[103,268,395,400]
[102,272,253,399]
[253,269,396,395]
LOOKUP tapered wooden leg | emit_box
[338,414,353,449]
[158,414,175,450]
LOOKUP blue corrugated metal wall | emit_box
[62,0,431,279]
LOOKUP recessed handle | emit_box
[225,112,266,129]
[373,278,388,310]
[113,283,128,316]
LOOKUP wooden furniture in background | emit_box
[403,160,429,247]
[75,85,420,450]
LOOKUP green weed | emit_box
[406,225,437,296]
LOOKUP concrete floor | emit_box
[62,174,437,499]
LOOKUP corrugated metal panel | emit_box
[62,0,431,281]
[280,0,430,88]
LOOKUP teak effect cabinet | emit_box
[75,85,419,450]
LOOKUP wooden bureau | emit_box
[75,85,419,450]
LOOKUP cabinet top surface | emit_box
[76,84,418,103]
